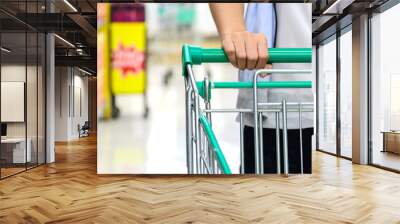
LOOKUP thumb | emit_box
[259,64,273,77]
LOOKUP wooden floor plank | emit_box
[1,135,400,223]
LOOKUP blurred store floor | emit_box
[98,56,241,174]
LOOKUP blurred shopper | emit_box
[209,3,313,174]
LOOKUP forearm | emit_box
[209,3,246,36]
[209,3,269,70]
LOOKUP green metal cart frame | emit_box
[182,45,313,175]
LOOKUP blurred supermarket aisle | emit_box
[97,3,247,174]
[98,55,241,174]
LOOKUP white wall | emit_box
[55,67,89,141]
[1,66,26,127]
[55,66,69,141]
[2,64,46,164]
[1,65,26,81]
[1,65,28,138]
[75,73,89,122]
[72,73,89,138]
[1,82,25,122]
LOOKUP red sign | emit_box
[111,43,144,76]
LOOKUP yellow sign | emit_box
[111,22,146,94]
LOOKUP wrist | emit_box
[220,29,247,38]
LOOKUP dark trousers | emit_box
[243,126,313,174]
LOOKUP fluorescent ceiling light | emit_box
[322,0,354,15]
[78,67,93,76]
[63,0,78,12]
[1,47,11,53]
[323,0,343,14]
[54,34,75,48]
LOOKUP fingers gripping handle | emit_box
[182,44,312,76]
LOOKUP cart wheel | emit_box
[163,69,173,86]
[143,106,149,118]
[206,68,212,80]
[112,106,120,119]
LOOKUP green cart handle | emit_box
[210,81,311,89]
[197,81,312,100]
[182,44,312,76]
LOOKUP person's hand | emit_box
[221,31,272,77]
[261,64,272,78]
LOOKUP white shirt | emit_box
[237,3,313,129]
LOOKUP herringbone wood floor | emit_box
[1,135,400,224]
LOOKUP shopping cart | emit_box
[182,45,313,175]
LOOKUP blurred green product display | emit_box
[176,4,196,25]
